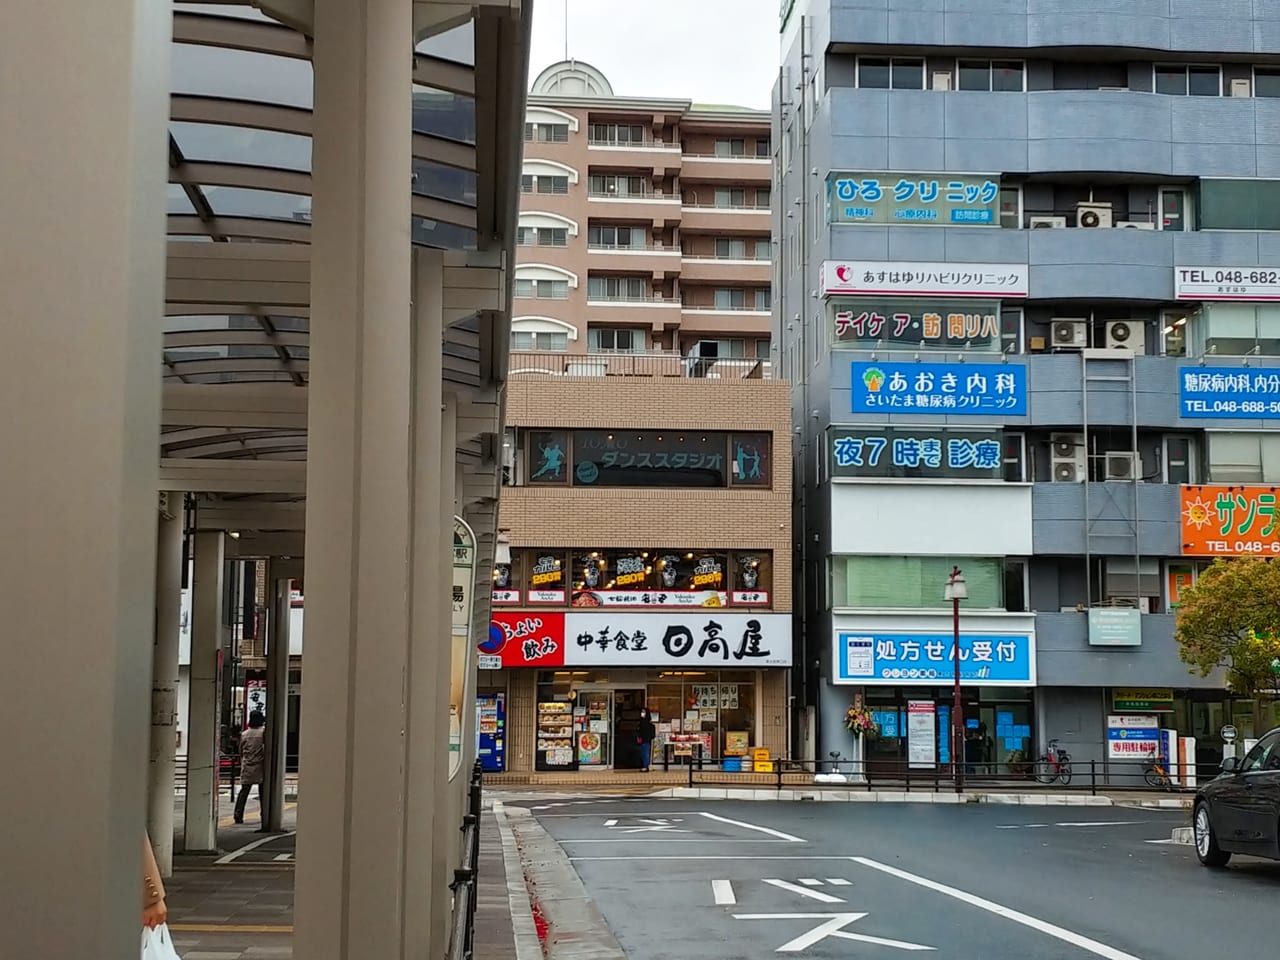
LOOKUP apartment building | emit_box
[478,60,792,777]
[779,1,1280,775]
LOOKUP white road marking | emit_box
[797,878,821,885]
[712,879,737,905]
[852,857,1147,960]
[762,878,845,903]
[698,811,806,843]
[1144,838,1180,845]
[1055,821,1145,828]
[734,913,934,953]
[826,878,852,885]
[603,819,618,826]
[273,853,293,862]
[560,838,790,844]
[213,831,297,865]
[996,824,1047,829]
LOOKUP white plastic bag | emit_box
[141,924,182,960]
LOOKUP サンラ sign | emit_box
[1181,485,1280,556]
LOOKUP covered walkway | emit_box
[1,1,530,958]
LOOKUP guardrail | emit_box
[684,756,1221,795]
[447,760,483,960]
[508,351,772,380]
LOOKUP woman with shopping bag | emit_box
[143,833,182,959]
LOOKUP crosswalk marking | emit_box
[826,878,852,886]
[797,878,821,886]
[712,880,736,905]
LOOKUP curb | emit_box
[492,802,544,960]
[501,803,627,960]
[647,786,1117,805]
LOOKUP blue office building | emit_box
[776,0,1280,775]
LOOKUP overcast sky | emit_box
[528,0,778,110]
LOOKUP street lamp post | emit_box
[944,566,968,794]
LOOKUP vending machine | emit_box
[476,692,506,773]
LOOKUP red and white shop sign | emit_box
[479,611,793,668]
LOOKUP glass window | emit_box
[756,187,771,208]
[520,174,534,193]
[858,58,890,89]
[571,431,732,487]
[1202,302,1260,355]
[1188,65,1222,96]
[714,188,746,207]
[832,556,1005,609]
[755,238,772,260]
[1155,65,1187,95]
[515,279,569,299]
[523,550,568,596]
[537,227,568,246]
[992,61,1025,92]
[958,60,991,91]
[1240,730,1280,772]
[754,289,772,310]
[1162,307,1192,357]
[716,238,747,258]
[891,59,925,90]
[587,327,644,353]
[755,138,771,157]
[1200,179,1280,231]
[999,186,1021,228]
[526,430,571,483]
[715,138,746,157]
[729,433,772,487]
[538,123,569,142]
[733,552,772,596]
[537,175,569,194]
[510,330,568,352]
[515,227,532,246]
[1256,67,1280,98]
[715,288,746,309]
[589,276,647,300]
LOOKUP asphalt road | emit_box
[514,798,1277,960]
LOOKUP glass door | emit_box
[577,689,613,767]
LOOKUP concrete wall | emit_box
[1035,612,1224,687]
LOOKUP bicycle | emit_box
[1034,738,1073,785]
[1143,749,1174,791]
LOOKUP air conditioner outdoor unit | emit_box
[932,71,952,91]
[1104,451,1139,481]
[1051,433,1087,483]
[1030,216,1067,229]
[1077,202,1113,229]
[1051,318,1088,348]
[1230,78,1252,97]
[1116,220,1156,230]
[1105,320,1146,353]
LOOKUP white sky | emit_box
[528,0,778,110]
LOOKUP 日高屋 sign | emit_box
[829,173,1000,226]
[850,361,1027,416]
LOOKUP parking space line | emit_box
[851,857,1146,960]
[762,879,844,903]
[698,811,806,842]
[712,879,737,905]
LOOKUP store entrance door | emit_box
[576,689,613,767]
[613,689,647,770]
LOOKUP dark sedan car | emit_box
[1193,725,1280,867]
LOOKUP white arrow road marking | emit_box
[762,879,844,903]
[603,819,618,826]
[698,811,806,842]
[852,857,1146,960]
[733,913,935,953]
[611,824,689,833]
[712,880,736,905]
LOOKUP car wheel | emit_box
[1194,802,1231,868]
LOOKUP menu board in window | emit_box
[535,701,578,771]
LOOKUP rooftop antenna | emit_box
[563,0,569,61]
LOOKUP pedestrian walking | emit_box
[234,711,267,827]
[636,709,657,772]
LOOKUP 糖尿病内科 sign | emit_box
[828,426,1003,479]
[1179,367,1280,419]
[1181,485,1280,556]
[835,632,1035,686]
[849,361,1027,416]
[820,261,1029,298]
[1112,688,1174,713]
[478,611,792,668]
[1174,266,1280,301]
[829,173,1001,226]
[831,300,1002,350]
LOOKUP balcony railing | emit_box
[684,302,772,312]
[508,350,773,379]
[682,201,771,211]
[588,242,682,253]
[585,292,682,304]
[587,137,677,149]
[681,254,772,262]
[587,188,680,201]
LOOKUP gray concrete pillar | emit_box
[436,394,460,946]
[149,497,185,874]
[185,531,225,853]
[264,570,292,831]
[293,0,421,956]
[0,2,171,954]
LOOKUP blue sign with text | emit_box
[850,361,1027,416]
[1179,366,1280,418]
[837,632,1034,686]
[830,174,999,225]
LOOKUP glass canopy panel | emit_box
[165,346,230,362]
[412,217,476,250]
[172,43,313,109]
[268,316,309,332]
[167,184,198,214]
[413,85,476,144]
[414,20,476,66]
[203,185,311,220]
[171,121,312,172]
[413,159,477,205]
[165,315,234,333]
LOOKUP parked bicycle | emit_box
[1143,748,1174,790]
[1034,738,1073,785]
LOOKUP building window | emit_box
[589,224,647,249]
[510,330,569,352]
[1002,433,1026,482]
[514,278,569,300]
[588,275,648,301]
[517,227,567,247]
[715,238,747,259]
[958,59,1025,92]
[1162,307,1192,357]
[715,138,746,157]
[1164,436,1195,484]
[832,556,1005,609]
[714,288,747,309]
[999,186,1022,228]
[857,57,925,90]
[1199,178,1280,230]
[754,337,771,358]
[526,430,572,484]
[537,175,569,194]
[754,289,772,311]
[1190,302,1280,356]
[1256,67,1280,98]
[587,327,645,353]
[1154,64,1222,96]
[755,138,771,157]
[1207,433,1280,483]
[520,174,534,193]
[589,122,647,145]
[756,187,771,208]
[688,337,746,359]
[729,433,772,486]
[525,122,570,142]
[714,187,746,208]
[589,174,648,198]
[755,238,772,260]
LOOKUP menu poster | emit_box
[724,731,750,756]
[907,700,937,769]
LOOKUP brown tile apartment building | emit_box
[477,61,790,779]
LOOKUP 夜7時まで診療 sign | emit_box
[829,173,1000,226]
[850,361,1027,416]
[829,427,1004,479]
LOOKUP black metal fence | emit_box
[448,761,483,960]
[686,756,1219,795]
